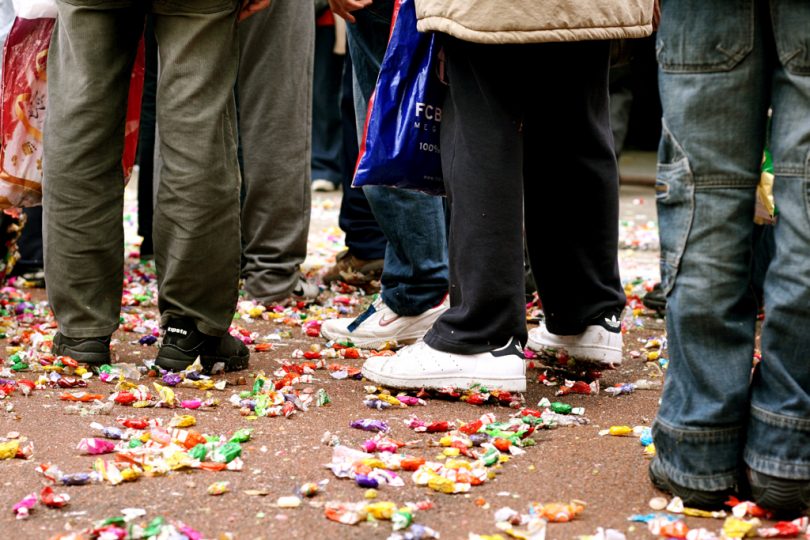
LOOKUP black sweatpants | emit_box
[423,38,626,355]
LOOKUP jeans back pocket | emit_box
[657,0,754,73]
[771,1,810,75]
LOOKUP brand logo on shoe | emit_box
[603,316,621,329]
[378,313,401,327]
[167,327,188,335]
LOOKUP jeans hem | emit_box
[655,454,740,492]
[652,418,744,491]
[381,289,446,317]
[745,449,810,480]
[344,243,386,261]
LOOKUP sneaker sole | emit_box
[361,365,526,392]
[648,458,731,510]
[156,349,249,374]
[526,338,622,368]
[201,352,250,373]
[320,328,428,350]
[53,348,111,366]
[749,470,810,515]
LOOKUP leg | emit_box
[423,37,526,353]
[152,0,241,335]
[523,40,626,335]
[745,0,810,512]
[237,0,315,303]
[311,23,343,188]
[44,0,144,338]
[521,40,626,370]
[319,2,448,349]
[360,36,526,391]
[347,1,448,316]
[651,0,769,498]
[337,54,387,262]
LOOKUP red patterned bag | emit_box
[0,17,144,210]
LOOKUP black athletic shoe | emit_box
[749,469,810,517]
[156,318,249,373]
[53,332,112,366]
[643,283,667,316]
[648,456,734,510]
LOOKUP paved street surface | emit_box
[0,185,773,540]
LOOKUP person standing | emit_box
[650,0,810,515]
[44,0,268,372]
[237,0,319,305]
[358,0,652,391]
[320,0,450,350]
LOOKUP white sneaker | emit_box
[251,276,319,306]
[291,277,320,301]
[320,296,448,349]
[312,179,338,192]
[361,339,526,392]
[527,316,623,368]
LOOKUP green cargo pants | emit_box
[43,0,241,338]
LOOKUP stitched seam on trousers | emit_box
[751,404,810,431]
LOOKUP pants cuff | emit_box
[652,417,743,491]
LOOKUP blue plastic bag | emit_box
[352,0,445,196]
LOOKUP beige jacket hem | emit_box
[416,17,653,44]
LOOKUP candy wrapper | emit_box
[39,486,69,508]
[325,501,368,525]
[207,481,230,496]
[406,415,453,433]
[12,492,37,519]
[76,437,117,455]
[350,418,389,433]
[758,517,808,538]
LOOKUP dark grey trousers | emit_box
[44,0,242,337]
[237,0,315,302]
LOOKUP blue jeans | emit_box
[346,0,449,316]
[311,24,343,187]
[653,0,810,491]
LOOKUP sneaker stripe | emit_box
[347,304,377,333]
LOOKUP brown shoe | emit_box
[322,249,384,288]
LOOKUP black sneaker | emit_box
[749,469,810,517]
[53,332,112,366]
[643,283,667,316]
[648,456,734,510]
[156,318,249,373]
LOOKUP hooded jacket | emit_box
[414,0,655,44]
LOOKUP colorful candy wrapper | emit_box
[76,438,117,455]
[40,486,69,508]
[207,481,230,496]
[350,419,389,432]
[325,501,368,525]
[180,399,203,410]
[722,517,761,539]
[169,414,196,427]
[0,440,20,459]
[757,517,808,538]
[153,383,176,406]
[727,497,774,519]
[13,493,37,519]
[317,388,331,407]
[531,500,585,523]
